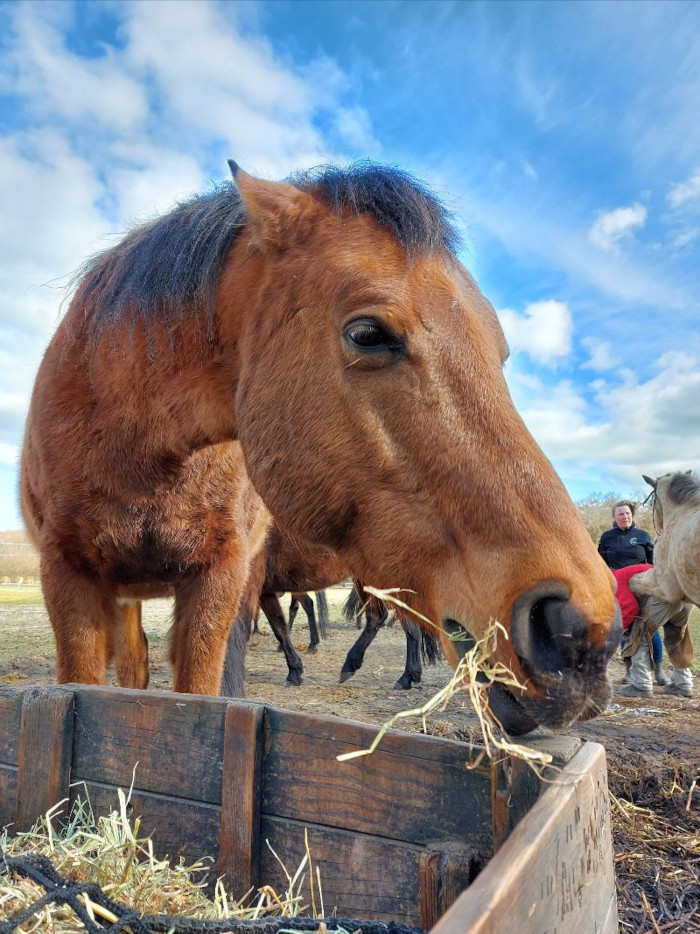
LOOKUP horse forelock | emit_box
[666,471,700,507]
[288,162,461,256]
[71,162,460,340]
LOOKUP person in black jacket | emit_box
[597,500,654,568]
[598,500,668,686]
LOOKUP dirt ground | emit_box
[1,588,699,932]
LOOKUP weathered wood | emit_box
[0,684,615,933]
[430,742,618,934]
[260,815,423,925]
[71,685,228,803]
[420,844,483,930]
[491,734,583,852]
[263,707,493,848]
[0,763,17,830]
[0,686,25,766]
[14,686,74,832]
[71,779,221,866]
[218,702,264,898]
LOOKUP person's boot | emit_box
[621,657,632,684]
[654,663,671,686]
[619,683,653,697]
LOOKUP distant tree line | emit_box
[0,531,39,582]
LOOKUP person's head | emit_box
[612,500,635,529]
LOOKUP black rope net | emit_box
[0,849,425,934]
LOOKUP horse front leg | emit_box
[630,568,684,604]
[260,593,304,686]
[171,570,246,695]
[40,552,113,685]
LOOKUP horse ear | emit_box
[642,474,657,488]
[230,164,319,253]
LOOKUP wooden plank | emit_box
[263,708,493,848]
[0,763,17,830]
[260,815,423,925]
[14,686,74,832]
[429,742,618,934]
[218,702,264,899]
[420,844,483,930]
[71,685,229,803]
[0,686,25,766]
[71,779,221,868]
[491,734,583,852]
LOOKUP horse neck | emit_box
[84,310,239,457]
[661,499,693,529]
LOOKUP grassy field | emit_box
[1,584,699,671]
[0,585,44,606]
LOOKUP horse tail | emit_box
[315,590,329,639]
[421,626,441,666]
[342,585,362,623]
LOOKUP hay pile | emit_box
[608,751,700,933]
[0,788,320,933]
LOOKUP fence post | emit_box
[218,701,264,897]
[14,686,75,832]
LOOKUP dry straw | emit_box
[336,586,553,773]
[0,782,326,934]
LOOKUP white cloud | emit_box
[121,0,378,175]
[581,337,614,371]
[589,203,647,251]
[106,143,208,226]
[6,7,147,131]
[0,0,380,527]
[498,300,573,366]
[668,168,700,209]
[506,352,700,487]
[0,444,19,468]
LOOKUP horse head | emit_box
[227,164,621,734]
[643,471,699,532]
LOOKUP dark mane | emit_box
[76,162,460,337]
[667,472,700,506]
[290,161,460,255]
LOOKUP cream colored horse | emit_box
[630,471,700,607]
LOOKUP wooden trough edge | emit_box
[430,742,618,934]
[0,684,617,932]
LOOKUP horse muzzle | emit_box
[444,582,622,736]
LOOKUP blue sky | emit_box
[0,0,699,528]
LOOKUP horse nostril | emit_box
[511,583,587,677]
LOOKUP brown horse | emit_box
[21,160,620,730]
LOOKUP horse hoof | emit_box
[307,644,318,654]
[286,673,303,687]
[338,668,355,683]
[393,678,413,690]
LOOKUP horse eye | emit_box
[344,318,402,353]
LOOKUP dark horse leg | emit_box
[220,596,254,697]
[279,594,299,652]
[261,592,305,686]
[316,591,329,639]
[394,618,422,690]
[291,592,320,652]
[339,586,388,682]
